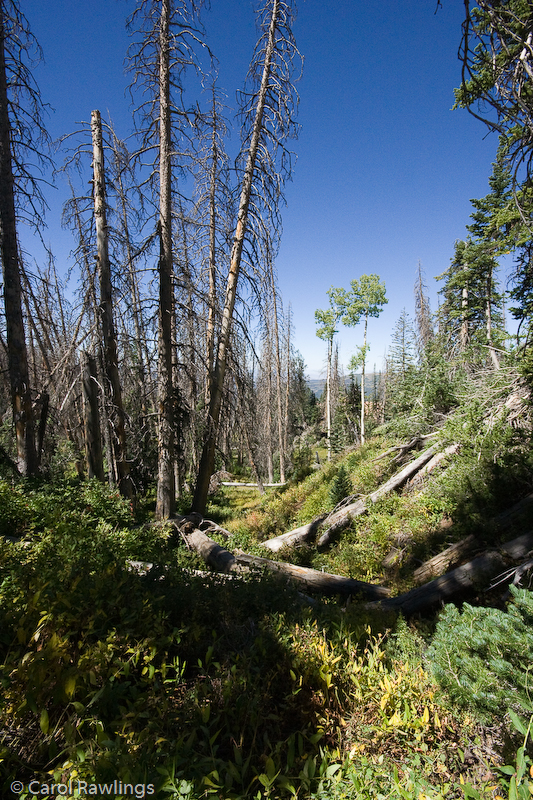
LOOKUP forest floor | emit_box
[1,404,533,798]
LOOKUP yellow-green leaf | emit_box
[40,708,49,734]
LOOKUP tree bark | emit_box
[81,350,104,480]
[91,109,131,498]
[486,268,500,369]
[371,530,533,616]
[262,515,328,552]
[156,0,176,518]
[412,533,478,585]
[192,0,281,514]
[0,6,36,475]
[185,526,390,600]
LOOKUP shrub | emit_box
[427,587,533,723]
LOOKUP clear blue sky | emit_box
[22,0,508,379]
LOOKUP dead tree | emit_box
[127,0,204,518]
[192,0,302,514]
[0,0,50,475]
[91,110,132,498]
[81,350,104,480]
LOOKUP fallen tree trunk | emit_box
[411,491,533,584]
[317,445,438,548]
[221,482,286,488]
[261,515,328,552]
[408,444,459,487]
[369,530,533,616]
[185,527,390,600]
[372,432,438,463]
[262,439,456,554]
[412,533,478,585]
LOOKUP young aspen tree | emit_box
[315,291,344,462]
[343,275,387,445]
[192,0,301,514]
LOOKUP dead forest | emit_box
[2,0,533,797]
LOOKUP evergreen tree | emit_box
[328,462,352,506]
[385,309,420,416]
[437,238,504,366]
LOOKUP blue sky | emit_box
[22,0,508,379]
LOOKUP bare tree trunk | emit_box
[460,262,469,352]
[192,0,281,514]
[113,142,151,414]
[270,268,285,482]
[265,334,274,483]
[283,308,291,475]
[360,314,368,445]
[156,0,176,518]
[326,336,332,461]
[0,8,36,475]
[486,269,500,368]
[185,526,390,600]
[91,109,131,498]
[81,350,104,480]
[205,85,218,406]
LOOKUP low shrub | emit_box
[427,586,533,724]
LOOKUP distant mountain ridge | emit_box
[307,374,380,399]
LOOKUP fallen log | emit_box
[412,534,478,585]
[411,491,533,584]
[317,445,438,548]
[261,515,328,552]
[368,530,533,616]
[408,444,459,487]
[372,432,438,463]
[221,481,286,488]
[185,527,390,600]
[262,441,450,553]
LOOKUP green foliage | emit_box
[328,464,352,507]
[433,398,532,523]
[427,587,533,724]
[496,712,533,800]
[0,480,31,537]
[0,474,500,799]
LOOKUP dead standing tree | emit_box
[91,110,132,497]
[192,0,302,514]
[0,0,51,475]
[127,0,204,518]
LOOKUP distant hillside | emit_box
[307,374,380,399]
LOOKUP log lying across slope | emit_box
[262,442,445,552]
[412,491,533,585]
[368,530,533,616]
[316,445,438,547]
[185,527,390,600]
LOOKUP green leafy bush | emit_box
[0,480,30,537]
[427,587,533,723]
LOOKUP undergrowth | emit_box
[1,395,532,799]
[0,478,500,799]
